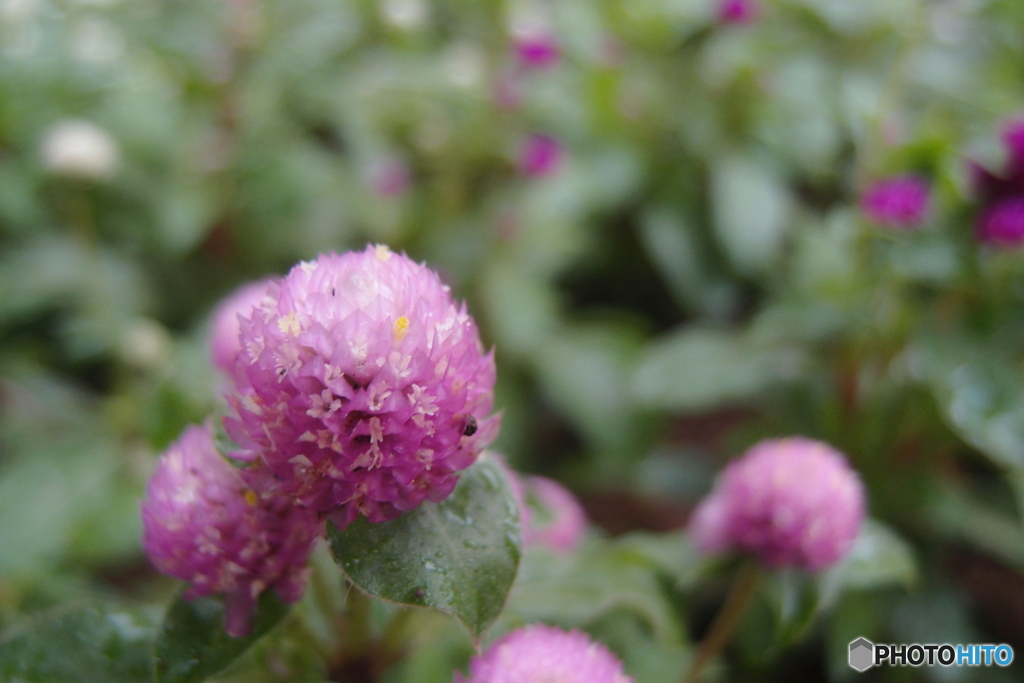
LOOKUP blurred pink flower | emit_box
[859,175,931,229]
[141,425,320,637]
[210,279,274,375]
[689,437,865,572]
[457,624,632,683]
[971,116,1024,248]
[368,157,412,198]
[717,0,760,25]
[977,198,1024,247]
[518,134,563,178]
[514,33,560,69]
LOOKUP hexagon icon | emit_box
[849,638,874,672]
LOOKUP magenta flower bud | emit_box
[1002,118,1024,166]
[518,134,563,178]
[141,425,321,637]
[521,476,588,553]
[689,437,865,572]
[859,175,931,230]
[368,157,412,198]
[514,34,560,69]
[224,245,498,529]
[457,624,633,683]
[210,280,275,375]
[977,198,1024,247]
[717,0,760,25]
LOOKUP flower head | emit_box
[859,175,931,229]
[518,134,563,178]
[514,33,560,69]
[717,0,760,25]
[520,476,588,553]
[368,157,412,198]
[210,280,275,375]
[141,425,320,636]
[457,624,632,683]
[224,245,498,528]
[976,198,1024,247]
[689,437,865,572]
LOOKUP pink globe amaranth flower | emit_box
[210,280,276,375]
[141,425,321,637]
[368,157,412,198]
[976,198,1024,247]
[224,245,498,529]
[456,624,633,683]
[520,476,588,553]
[514,34,560,69]
[859,175,931,230]
[689,437,866,572]
[717,0,760,25]
[518,134,563,178]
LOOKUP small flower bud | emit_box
[457,624,632,683]
[689,437,865,572]
[717,0,760,25]
[518,134,563,178]
[977,198,1024,247]
[209,280,275,374]
[859,175,931,229]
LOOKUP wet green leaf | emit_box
[155,591,291,683]
[0,604,156,683]
[327,455,521,640]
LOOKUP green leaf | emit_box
[154,591,292,683]
[326,455,521,641]
[710,153,792,277]
[504,536,685,645]
[0,604,156,683]
[631,326,798,411]
[819,519,916,603]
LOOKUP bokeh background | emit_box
[4,0,1024,680]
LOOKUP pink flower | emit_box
[210,280,275,375]
[717,0,760,25]
[859,175,931,229]
[689,437,865,572]
[368,157,412,198]
[977,198,1024,247]
[514,34,560,69]
[224,245,498,529]
[141,425,320,637]
[457,624,632,683]
[520,476,588,552]
[518,134,563,178]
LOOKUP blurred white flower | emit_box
[380,0,427,31]
[71,18,124,65]
[443,42,485,89]
[41,119,121,180]
[119,318,172,371]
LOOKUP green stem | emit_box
[344,584,374,658]
[683,562,760,683]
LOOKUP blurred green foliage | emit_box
[4,0,1024,680]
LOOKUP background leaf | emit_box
[0,604,156,683]
[154,591,291,683]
